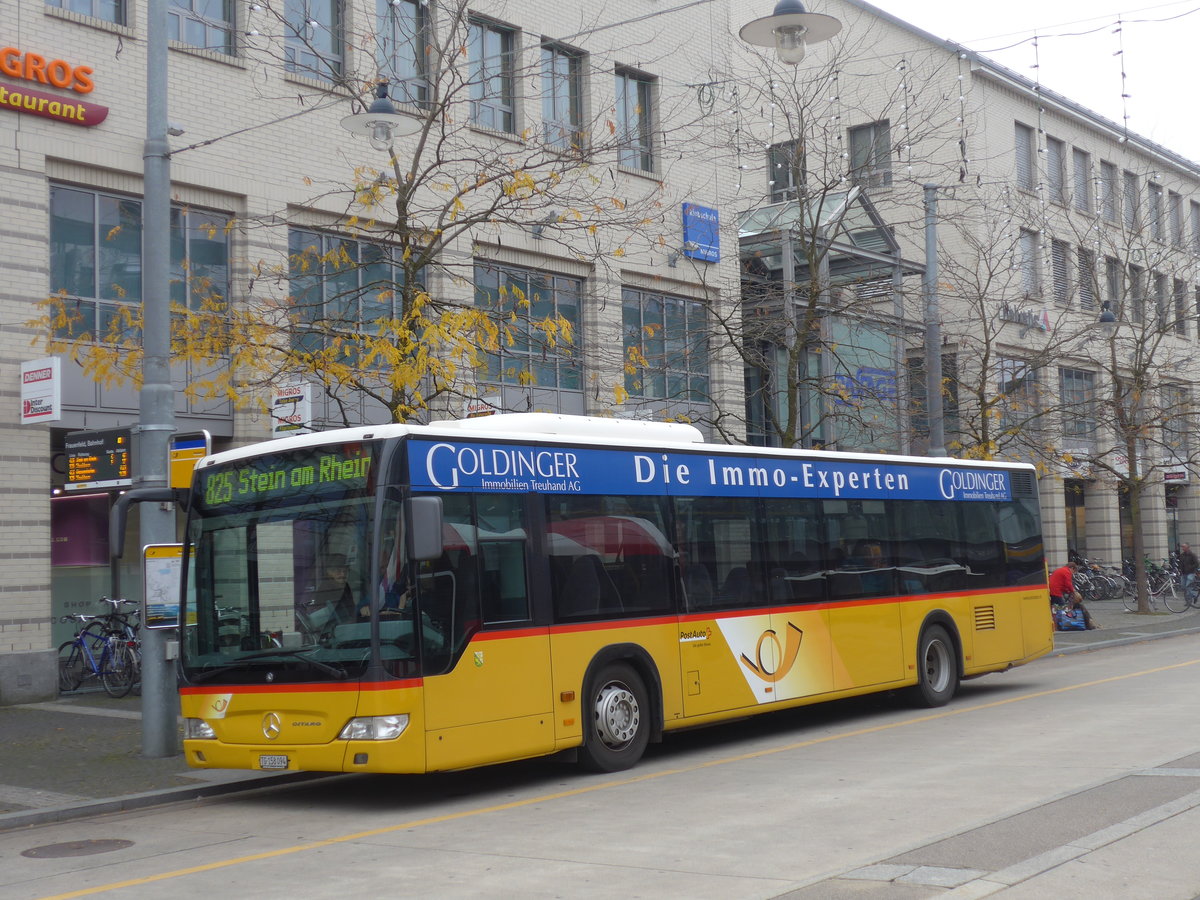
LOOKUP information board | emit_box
[142,543,183,629]
[64,428,131,491]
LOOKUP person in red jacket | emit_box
[1049,560,1098,630]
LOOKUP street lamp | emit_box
[1098,300,1118,334]
[341,83,419,151]
[739,0,842,65]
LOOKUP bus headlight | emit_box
[338,714,409,741]
[184,718,217,740]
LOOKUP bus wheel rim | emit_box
[595,682,639,748]
[925,640,949,691]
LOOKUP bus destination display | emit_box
[64,428,131,491]
[199,444,374,508]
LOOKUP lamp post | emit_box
[739,0,842,65]
[140,0,179,757]
[922,184,945,457]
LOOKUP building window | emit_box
[1122,170,1139,230]
[1170,191,1184,247]
[1045,136,1066,205]
[1100,161,1119,223]
[998,359,1040,435]
[1105,256,1122,311]
[1059,367,1096,445]
[170,207,230,311]
[1191,200,1200,254]
[1018,229,1040,297]
[284,0,343,81]
[50,185,230,338]
[469,19,516,133]
[168,0,234,53]
[1163,385,1192,462]
[1153,272,1168,327]
[767,140,804,202]
[1173,278,1189,336]
[375,0,427,106]
[1128,264,1145,324]
[1148,182,1164,241]
[1051,238,1070,306]
[288,229,413,353]
[474,262,581,391]
[541,43,583,151]
[1077,247,1096,310]
[1015,122,1036,191]
[1072,148,1091,212]
[848,120,891,189]
[622,287,709,402]
[615,69,654,172]
[47,0,123,24]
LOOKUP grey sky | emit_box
[866,1,1200,162]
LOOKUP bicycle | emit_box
[1122,559,1184,613]
[57,599,141,697]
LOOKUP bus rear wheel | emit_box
[911,625,958,707]
[580,662,649,772]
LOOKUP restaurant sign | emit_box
[0,46,107,127]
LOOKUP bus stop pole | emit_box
[139,0,180,758]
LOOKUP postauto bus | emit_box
[178,413,1052,774]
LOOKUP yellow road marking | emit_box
[38,656,1200,899]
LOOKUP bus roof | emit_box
[196,413,1036,474]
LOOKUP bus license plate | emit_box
[259,755,289,770]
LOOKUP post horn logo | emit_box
[740,622,804,683]
[262,712,282,740]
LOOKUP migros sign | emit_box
[0,45,108,127]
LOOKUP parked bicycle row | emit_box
[1071,554,1200,614]
[57,597,142,698]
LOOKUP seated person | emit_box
[307,552,357,627]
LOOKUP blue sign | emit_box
[831,367,898,406]
[681,202,719,263]
[408,440,1012,502]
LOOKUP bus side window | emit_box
[476,494,530,624]
[677,496,758,611]
[761,498,827,603]
[545,496,673,619]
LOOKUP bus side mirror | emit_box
[408,496,444,561]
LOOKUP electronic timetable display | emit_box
[64,428,131,491]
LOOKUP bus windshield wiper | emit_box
[188,647,347,683]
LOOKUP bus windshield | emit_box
[181,441,390,684]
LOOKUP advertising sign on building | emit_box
[0,45,109,127]
[464,395,501,418]
[681,202,719,262]
[20,357,60,423]
[272,383,313,438]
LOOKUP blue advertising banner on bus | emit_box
[408,440,1012,502]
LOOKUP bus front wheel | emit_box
[911,624,958,707]
[580,662,650,772]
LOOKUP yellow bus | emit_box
[179,413,1052,774]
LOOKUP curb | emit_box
[0,770,330,833]
[1050,621,1200,656]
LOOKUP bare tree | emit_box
[694,20,970,449]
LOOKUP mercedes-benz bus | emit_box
[178,413,1051,773]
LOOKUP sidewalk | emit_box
[0,690,321,832]
[1048,596,1200,654]
[2,599,1199,833]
